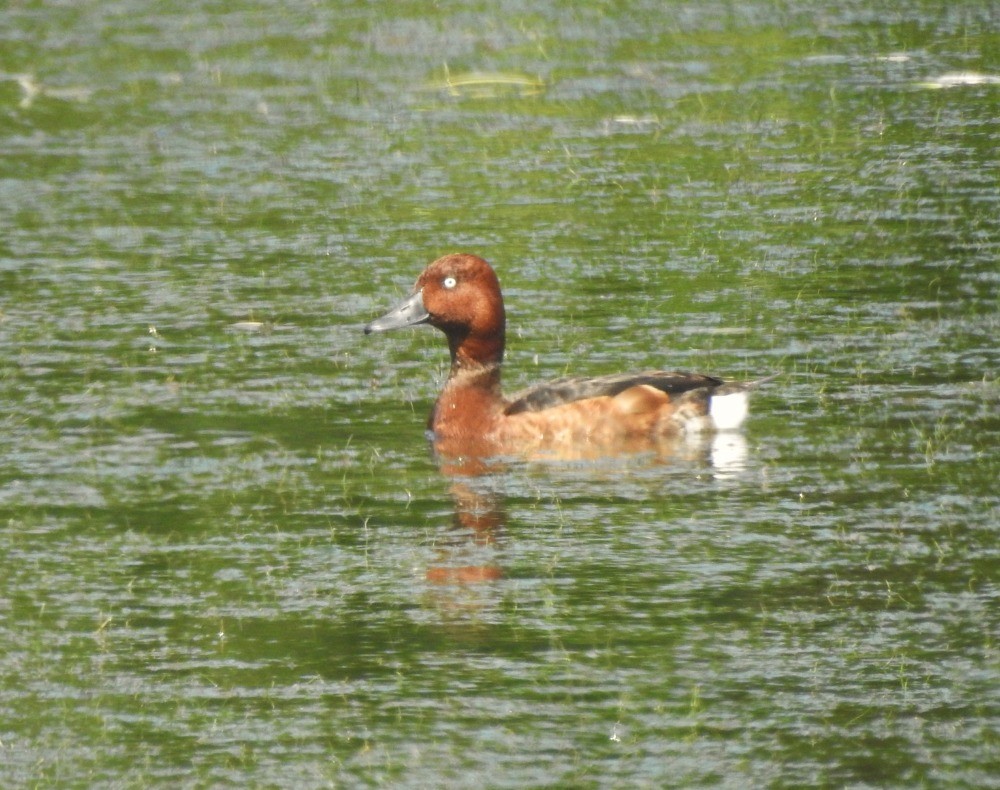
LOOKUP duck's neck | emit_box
[446,326,505,378]
[430,330,506,438]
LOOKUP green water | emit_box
[2,1,997,786]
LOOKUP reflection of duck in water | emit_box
[424,481,504,585]
[365,253,774,463]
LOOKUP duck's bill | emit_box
[363,289,430,334]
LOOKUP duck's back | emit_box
[504,371,723,415]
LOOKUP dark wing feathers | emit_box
[503,371,724,415]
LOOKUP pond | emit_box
[1,1,997,786]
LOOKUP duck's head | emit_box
[365,253,506,369]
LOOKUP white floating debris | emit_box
[228,321,267,332]
[429,67,545,98]
[918,72,1000,89]
[610,115,659,125]
[14,74,93,108]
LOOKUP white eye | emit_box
[443,276,457,289]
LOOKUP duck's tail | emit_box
[708,373,780,431]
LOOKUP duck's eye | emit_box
[442,276,457,289]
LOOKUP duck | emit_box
[364,253,772,459]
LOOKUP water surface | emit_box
[1,1,997,786]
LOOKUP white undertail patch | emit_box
[709,390,749,431]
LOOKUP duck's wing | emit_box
[504,370,725,415]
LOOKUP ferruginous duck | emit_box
[365,253,772,459]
